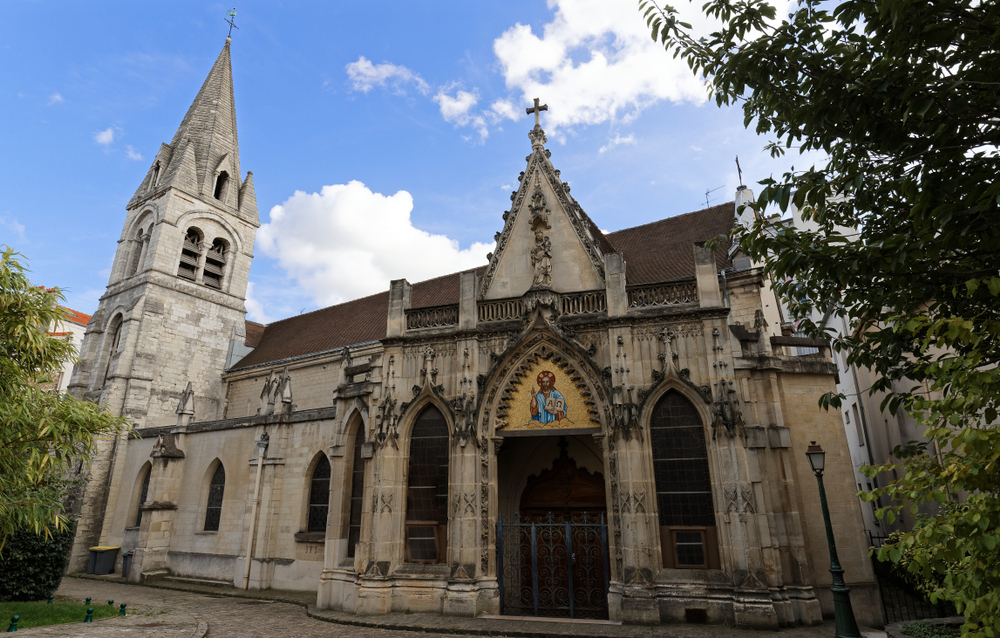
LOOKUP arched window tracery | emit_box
[307,455,331,533]
[649,390,719,569]
[204,463,226,532]
[405,405,449,563]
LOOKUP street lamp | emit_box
[806,441,862,638]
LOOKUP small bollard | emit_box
[6,615,18,632]
[48,595,54,604]
[85,597,91,606]
[84,607,94,623]
[119,603,127,617]
[108,600,114,606]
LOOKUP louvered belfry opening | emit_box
[307,455,331,533]
[650,390,720,569]
[178,228,202,281]
[203,238,227,289]
[405,406,449,563]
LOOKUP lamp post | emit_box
[806,441,862,638]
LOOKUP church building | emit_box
[67,38,881,628]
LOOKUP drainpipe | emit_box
[242,432,269,590]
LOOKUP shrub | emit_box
[0,519,76,602]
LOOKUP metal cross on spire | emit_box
[225,8,239,39]
[736,155,744,186]
[526,98,548,127]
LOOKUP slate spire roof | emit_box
[128,38,256,221]
[168,38,241,190]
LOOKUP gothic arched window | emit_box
[649,390,719,569]
[346,426,365,558]
[178,228,202,281]
[133,464,151,527]
[202,238,227,290]
[405,406,449,563]
[102,318,123,384]
[307,455,331,533]
[204,463,225,532]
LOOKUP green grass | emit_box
[0,600,119,629]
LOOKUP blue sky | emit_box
[1,0,805,323]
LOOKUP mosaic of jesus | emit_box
[506,362,587,431]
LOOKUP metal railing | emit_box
[868,532,956,624]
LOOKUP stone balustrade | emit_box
[626,281,698,308]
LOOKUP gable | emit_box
[481,154,606,299]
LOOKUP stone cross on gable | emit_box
[526,98,548,127]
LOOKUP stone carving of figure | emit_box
[530,230,552,287]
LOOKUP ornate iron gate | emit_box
[497,512,610,619]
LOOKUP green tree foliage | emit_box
[638,0,999,633]
[0,246,127,547]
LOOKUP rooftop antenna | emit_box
[736,155,745,189]
[704,185,724,208]
[225,8,239,39]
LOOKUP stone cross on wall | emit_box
[526,98,548,127]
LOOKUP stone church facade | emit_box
[68,39,881,628]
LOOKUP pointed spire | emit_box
[238,171,258,223]
[169,39,241,197]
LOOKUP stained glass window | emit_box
[307,455,331,533]
[347,431,365,558]
[204,463,225,532]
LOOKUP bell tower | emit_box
[70,36,257,425]
[67,36,258,570]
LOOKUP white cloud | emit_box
[48,92,64,105]
[126,145,143,161]
[489,98,519,122]
[244,281,273,324]
[492,0,716,135]
[346,56,430,95]
[434,86,490,141]
[0,216,26,243]
[598,133,636,153]
[257,181,492,307]
[94,127,115,146]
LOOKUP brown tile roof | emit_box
[244,320,265,348]
[233,203,736,369]
[605,202,735,285]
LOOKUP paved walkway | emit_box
[28,576,887,638]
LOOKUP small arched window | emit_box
[178,228,202,281]
[214,171,229,201]
[202,238,227,290]
[127,227,146,277]
[307,455,331,533]
[204,463,226,532]
[149,161,161,191]
[134,465,151,527]
[405,406,449,563]
[346,427,366,557]
[102,318,123,383]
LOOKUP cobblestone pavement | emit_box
[26,576,885,638]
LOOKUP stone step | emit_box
[163,575,233,588]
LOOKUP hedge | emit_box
[0,519,76,602]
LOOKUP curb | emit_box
[190,619,209,638]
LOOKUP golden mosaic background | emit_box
[505,360,590,431]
